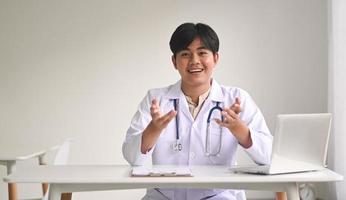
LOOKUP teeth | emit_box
[188,69,203,73]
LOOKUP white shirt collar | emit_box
[165,79,224,103]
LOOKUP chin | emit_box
[187,80,210,87]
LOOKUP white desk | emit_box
[0,141,64,200]
[3,165,343,200]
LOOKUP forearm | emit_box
[141,122,162,154]
[244,128,273,165]
[231,123,253,149]
[122,131,151,166]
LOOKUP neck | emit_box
[181,82,211,104]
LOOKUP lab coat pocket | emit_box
[143,188,174,200]
[207,126,223,153]
[207,126,229,164]
[156,125,176,151]
[203,189,237,200]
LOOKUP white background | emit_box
[0,0,331,199]
[328,0,346,199]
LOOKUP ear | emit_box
[172,55,177,69]
[213,52,219,65]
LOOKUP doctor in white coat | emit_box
[123,23,273,200]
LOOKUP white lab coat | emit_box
[122,80,272,200]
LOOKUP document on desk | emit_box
[131,166,193,177]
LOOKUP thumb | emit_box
[152,98,158,106]
[235,97,241,105]
[231,97,242,114]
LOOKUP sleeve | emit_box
[238,89,273,165]
[122,91,155,166]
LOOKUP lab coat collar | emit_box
[208,79,224,103]
[166,80,183,99]
[165,79,224,103]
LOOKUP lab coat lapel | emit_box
[199,80,225,116]
[165,79,225,123]
[208,80,224,103]
[165,80,194,123]
[194,80,225,153]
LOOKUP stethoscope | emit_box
[172,99,224,157]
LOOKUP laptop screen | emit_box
[272,113,332,167]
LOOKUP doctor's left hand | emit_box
[215,97,253,148]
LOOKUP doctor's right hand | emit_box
[149,98,177,131]
[141,98,176,154]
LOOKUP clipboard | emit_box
[131,166,193,177]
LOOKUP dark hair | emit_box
[169,23,219,56]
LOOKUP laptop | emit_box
[232,113,332,175]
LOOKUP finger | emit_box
[159,110,177,125]
[235,97,242,112]
[152,98,160,108]
[221,112,233,125]
[159,111,176,127]
[151,110,161,119]
[151,104,159,112]
[150,98,162,118]
[235,97,241,105]
[231,104,241,114]
[151,99,158,111]
[230,97,242,114]
[150,104,159,113]
[215,118,222,125]
[215,118,227,127]
[152,98,157,105]
[223,108,237,119]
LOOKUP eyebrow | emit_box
[182,46,208,51]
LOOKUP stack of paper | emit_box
[131,166,193,177]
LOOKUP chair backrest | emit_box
[52,140,71,165]
[17,140,71,200]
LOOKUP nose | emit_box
[190,53,200,66]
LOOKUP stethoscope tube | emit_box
[207,102,223,123]
[173,99,182,151]
[172,99,223,156]
[173,99,179,140]
[206,102,224,157]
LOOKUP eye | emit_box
[179,51,191,58]
[198,50,209,56]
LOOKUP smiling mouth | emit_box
[187,68,204,74]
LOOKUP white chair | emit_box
[17,140,71,200]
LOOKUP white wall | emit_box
[328,0,346,199]
[0,0,328,199]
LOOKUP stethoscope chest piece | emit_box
[172,140,182,151]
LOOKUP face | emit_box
[172,37,219,91]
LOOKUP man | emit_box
[123,22,272,200]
